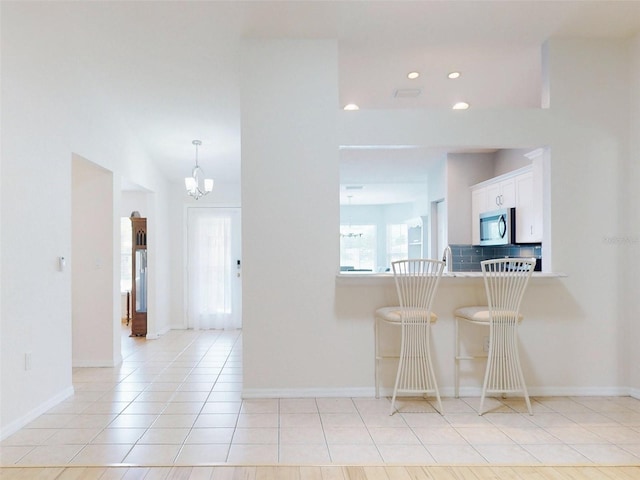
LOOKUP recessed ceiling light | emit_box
[448,71,461,79]
[452,101,470,110]
[343,103,359,111]
[407,71,420,80]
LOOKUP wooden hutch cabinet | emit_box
[130,216,147,336]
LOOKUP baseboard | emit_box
[527,386,630,397]
[244,385,635,399]
[146,325,172,340]
[242,387,375,399]
[169,324,188,330]
[432,386,633,398]
[0,386,75,441]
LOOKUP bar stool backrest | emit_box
[392,259,445,323]
[481,258,536,325]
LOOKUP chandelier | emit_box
[340,195,363,238]
[185,140,213,200]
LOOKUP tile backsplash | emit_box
[449,244,542,272]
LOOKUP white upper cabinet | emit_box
[473,177,516,212]
[470,162,542,245]
[515,151,544,243]
[494,177,516,209]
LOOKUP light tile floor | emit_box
[2,327,640,466]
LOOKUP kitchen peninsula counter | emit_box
[336,271,566,284]
[333,268,568,398]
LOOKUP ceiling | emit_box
[6,1,640,198]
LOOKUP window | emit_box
[339,222,419,272]
[340,225,376,272]
[386,224,408,265]
[339,200,424,272]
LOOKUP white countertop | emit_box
[336,271,566,283]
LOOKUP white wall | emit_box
[428,157,446,203]
[494,148,534,176]
[427,157,446,258]
[242,37,637,398]
[241,39,357,395]
[626,33,640,395]
[445,152,494,244]
[1,125,75,436]
[0,4,173,437]
[72,155,117,367]
[121,192,150,219]
[543,38,629,392]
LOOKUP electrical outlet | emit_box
[483,337,490,352]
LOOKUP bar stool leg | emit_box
[374,316,380,399]
[454,317,460,398]
[427,342,444,414]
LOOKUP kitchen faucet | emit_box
[442,245,452,272]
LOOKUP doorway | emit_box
[430,199,446,260]
[186,207,242,330]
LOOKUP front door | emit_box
[186,207,241,330]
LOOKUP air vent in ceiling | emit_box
[394,88,422,98]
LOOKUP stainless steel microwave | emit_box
[478,208,515,246]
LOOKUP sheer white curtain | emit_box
[187,208,241,330]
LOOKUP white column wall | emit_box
[240,40,358,395]
[545,39,629,391]
[627,33,640,394]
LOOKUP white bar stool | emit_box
[454,257,536,415]
[375,259,445,415]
